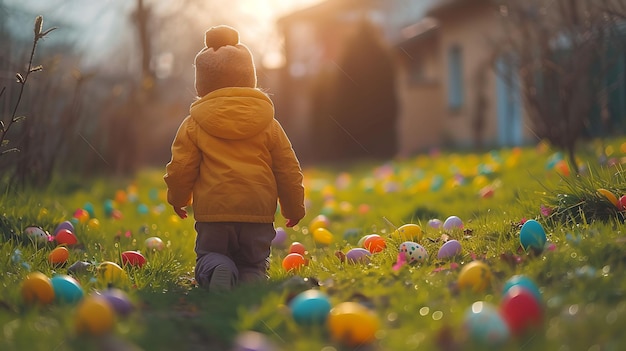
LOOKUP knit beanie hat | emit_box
[194,25,257,97]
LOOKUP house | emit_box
[275,0,626,162]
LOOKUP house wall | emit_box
[395,33,445,156]
[434,1,533,148]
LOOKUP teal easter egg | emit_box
[103,200,115,217]
[51,275,84,304]
[289,289,332,326]
[519,220,547,251]
[464,301,510,345]
[503,275,542,303]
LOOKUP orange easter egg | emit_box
[49,246,70,265]
[282,253,307,272]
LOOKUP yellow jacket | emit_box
[164,87,305,223]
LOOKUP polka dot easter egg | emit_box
[399,241,428,264]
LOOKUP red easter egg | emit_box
[289,242,307,256]
[121,251,147,267]
[619,195,626,211]
[363,234,386,253]
[282,253,307,272]
[55,229,78,246]
[500,286,543,336]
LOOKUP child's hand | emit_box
[285,219,299,227]
[173,206,188,219]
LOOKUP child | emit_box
[164,25,305,291]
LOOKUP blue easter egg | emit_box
[51,275,84,304]
[464,301,510,345]
[519,220,547,251]
[83,202,95,218]
[503,275,542,304]
[103,199,115,217]
[289,289,332,326]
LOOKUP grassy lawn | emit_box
[1,138,626,351]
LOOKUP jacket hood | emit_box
[190,87,274,140]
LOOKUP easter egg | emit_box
[519,220,547,252]
[21,272,55,305]
[458,261,491,292]
[393,223,423,241]
[364,234,386,253]
[103,199,115,217]
[54,221,74,236]
[428,218,443,229]
[73,208,90,223]
[399,241,428,264]
[75,295,116,335]
[345,248,371,264]
[443,216,463,231]
[500,286,543,335]
[68,260,92,275]
[308,215,330,233]
[282,253,307,272]
[87,218,100,230]
[327,302,380,346]
[289,289,332,326]
[55,229,78,246]
[97,261,128,285]
[597,188,619,208]
[289,242,306,256]
[121,251,147,267]
[51,274,84,304]
[24,226,50,243]
[502,275,542,303]
[271,227,287,248]
[49,246,70,265]
[232,331,276,351]
[145,236,165,251]
[97,288,135,316]
[437,240,462,259]
[357,234,375,247]
[463,301,510,345]
[619,195,626,211]
[342,228,361,242]
[312,228,333,246]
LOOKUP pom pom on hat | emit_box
[194,25,257,97]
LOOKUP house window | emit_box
[447,44,464,110]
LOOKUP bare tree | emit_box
[494,0,626,173]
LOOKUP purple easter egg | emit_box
[345,248,371,264]
[443,216,463,231]
[54,221,75,236]
[272,227,287,248]
[233,331,277,351]
[97,288,134,316]
[437,239,462,259]
[428,218,443,229]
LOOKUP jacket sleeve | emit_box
[164,116,201,208]
[270,121,305,222]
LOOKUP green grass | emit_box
[1,138,626,351]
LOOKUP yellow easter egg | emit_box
[312,228,333,246]
[309,215,330,233]
[458,261,492,292]
[393,224,422,242]
[75,295,116,335]
[97,261,128,286]
[597,188,619,208]
[21,272,55,305]
[87,218,100,230]
[328,302,380,346]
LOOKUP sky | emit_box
[4,0,324,69]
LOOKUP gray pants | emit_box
[194,222,276,287]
